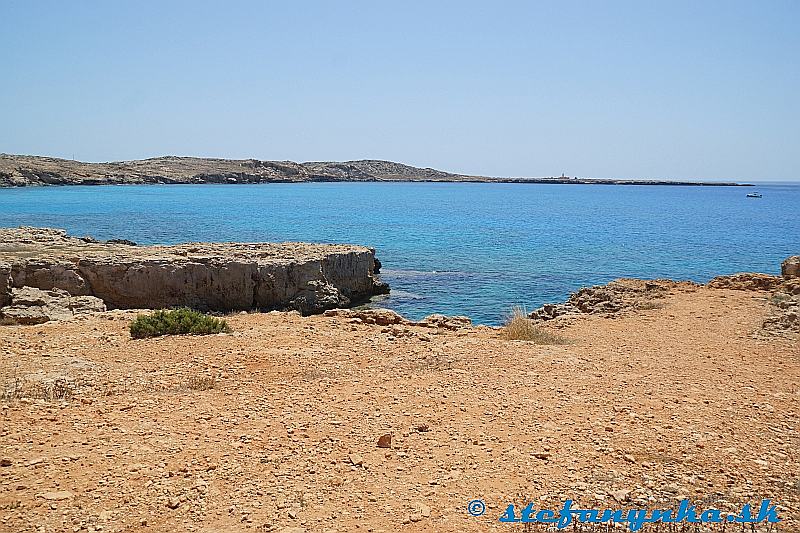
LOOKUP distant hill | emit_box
[0,153,748,187]
[0,154,478,187]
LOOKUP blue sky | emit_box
[2,1,798,181]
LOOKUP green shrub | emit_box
[130,308,231,339]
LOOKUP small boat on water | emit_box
[746,192,762,198]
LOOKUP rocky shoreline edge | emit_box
[529,256,799,337]
[1,226,797,338]
[0,227,388,325]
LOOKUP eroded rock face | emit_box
[783,256,800,278]
[0,286,106,325]
[0,263,10,308]
[0,227,389,316]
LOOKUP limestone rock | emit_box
[0,227,388,316]
[0,286,106,325]
[419,314,472,330]
[323,308,473,331]
[783,256,800,278]
[530,279,683,321]
[37,490,75,501]
[0,262,10,308]
[323,308,405,325]
[707,273,783,291]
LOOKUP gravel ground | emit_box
[1,285,797,532]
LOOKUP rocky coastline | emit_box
[529,256,800,337]
[1,235,798,530]
[0,154,749,187]
[0,227,388,324]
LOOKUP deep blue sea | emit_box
[1,182,798,324]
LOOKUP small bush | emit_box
[502,306,566,344]
[130,308,231,339]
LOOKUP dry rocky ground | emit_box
[0,284,798,532]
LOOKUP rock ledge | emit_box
[0,227,388,322]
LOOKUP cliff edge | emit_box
[0,227,388,322]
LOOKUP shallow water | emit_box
[1,182,798,324]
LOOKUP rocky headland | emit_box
[0,154,748,187]
[0,227,388,324]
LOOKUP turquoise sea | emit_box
[1,182,798,325]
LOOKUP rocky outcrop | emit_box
[529,279,693,321]
[0,286,106,324]
[528,259,799,338]
[783,256,800,278]
[702,260,799,337]
[0,227,388,317]
[706,273,783,291]
[322,308,472,330]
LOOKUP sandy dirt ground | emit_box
[1,285,798,532]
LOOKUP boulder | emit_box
[0,286,106,325]
[782,256,800,278]
[418,314,472,330]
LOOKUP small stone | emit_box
[167,497,181,509]
[377,434,392,449]
[348,453,364,466]
[38,490,75,501]
[533,452,551,460]
[288,509,298,519]
[420,504,431,517]
[611,489,630,502]
[0,458,12,467]
[409,513,423,522]
[623,454,636,463]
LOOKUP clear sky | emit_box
[2,1,798,181]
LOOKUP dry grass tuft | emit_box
[635,300,666,310]
[502,306,567,344]
[2,374,75,402]
[187,375,216,391]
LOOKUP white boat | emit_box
[746,192,762,198]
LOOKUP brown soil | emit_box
[1,285,798,532]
